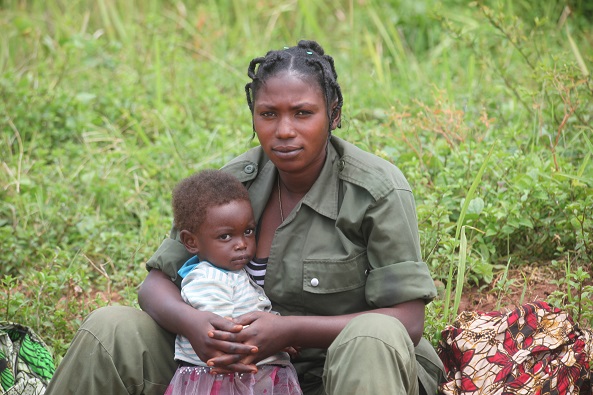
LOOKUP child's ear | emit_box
[180,230,200,255]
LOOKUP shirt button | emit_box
[258,295,267,301]
[338,160,345,171]
[244,164,255,174]
[311,278,319,287]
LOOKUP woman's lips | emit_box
[273,146,302,159]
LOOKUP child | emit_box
[165,169,301,395]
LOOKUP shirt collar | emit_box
[301,141,340,220]
[177,256,232,278]
[248,141,340,222]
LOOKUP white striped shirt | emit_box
[174,261,274,366]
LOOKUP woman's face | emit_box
[253,72,337,176]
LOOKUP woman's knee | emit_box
[48,306,177,395]
[80,305,176,356]
[84,306,158,332]
[331,313,414,354]
[80,306,177,388]
[324,314,419,394]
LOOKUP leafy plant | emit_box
[548,258,593,328]
[1,0,592,361]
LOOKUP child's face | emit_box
[192,199,256,271]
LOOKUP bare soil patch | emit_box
[457,262,566,313]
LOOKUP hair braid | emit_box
[244,40,343,131]
[304,57,333,121]
[245,56,266,112]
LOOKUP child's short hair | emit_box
[172,169,250,233]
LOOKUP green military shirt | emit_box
[146,136,438,386]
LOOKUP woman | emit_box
[46,40,443,395]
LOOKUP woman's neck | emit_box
[278,140,328,197]
[278,157,325,198]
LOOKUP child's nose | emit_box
[235,237,247,250]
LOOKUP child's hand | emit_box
[283,346,300,358]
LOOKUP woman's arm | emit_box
[138,269,195,333]
[207,298,425,369]
[138,269,258,372]
[282,298,425,347]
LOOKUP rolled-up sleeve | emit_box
[363,188,437,307]
[366,260,436,306]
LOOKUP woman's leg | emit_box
[46,306,177,395]
[323,313,419,395]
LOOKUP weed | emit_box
[0,0,592,362]
[548,258,593,328]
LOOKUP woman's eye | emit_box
[260,112,274,118]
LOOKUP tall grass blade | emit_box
[363,32,384,84]
[97,0,114,39]
[455,143,497,240]
[367,7,410,84]
[495,258,512,311]
[107,1,128,42]
[519,273,528,305]
[153,37,163,112]
[452,226,468,319]
[443,142,497,324]
[566,25,589,77]
[297,0,326,40]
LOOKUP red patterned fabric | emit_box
[437,301,593,395]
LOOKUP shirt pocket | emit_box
[302,251,368,294]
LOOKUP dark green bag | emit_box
[0,323,55,395]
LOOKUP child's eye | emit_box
[219,234,231,241]
[245,228,254,236]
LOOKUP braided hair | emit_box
[245,40,343,131]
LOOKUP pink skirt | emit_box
[165,364,302,395]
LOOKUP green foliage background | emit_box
[1,0,592,363]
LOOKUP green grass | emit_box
[1,0,592,362]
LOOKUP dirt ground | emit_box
[70,262,584,318]
[456,262,565,313]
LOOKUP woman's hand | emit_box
[207,311,292,371]
[184,311,260,373]
[139,270,258,373]
[204,298,428,370]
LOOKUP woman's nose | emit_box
[275,116,296,138]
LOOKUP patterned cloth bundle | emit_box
[0,323,55,395]
[438,301,593,395]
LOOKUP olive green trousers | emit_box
[46,307,442,395]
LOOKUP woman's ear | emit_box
[180,230,200,255]
[331,103,342,130]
